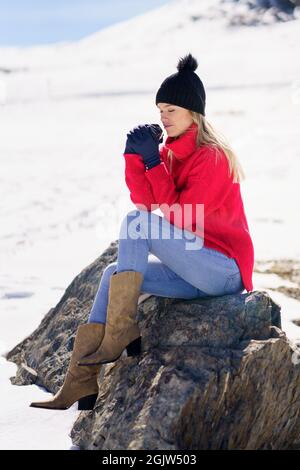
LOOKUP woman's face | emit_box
[157,102,193,138]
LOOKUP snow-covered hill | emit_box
[0,0,299,101]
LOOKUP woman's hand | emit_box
[124,124,163,169]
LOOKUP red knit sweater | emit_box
[123,122,254,292]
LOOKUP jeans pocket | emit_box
[223,272,244,295]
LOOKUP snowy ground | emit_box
[0,0,299,450]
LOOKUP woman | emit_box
[30,53,254,411]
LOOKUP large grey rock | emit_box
[5,241,300,450]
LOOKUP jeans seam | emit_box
[224,272,241,292]
[138,212,153,252]
[204,247,231,261]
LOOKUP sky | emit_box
[0,0,170,46]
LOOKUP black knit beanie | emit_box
[155,53,206,115]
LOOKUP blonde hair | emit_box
[167,112,245,184]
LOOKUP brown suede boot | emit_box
[77,271,144,366]
[29,322,105,410]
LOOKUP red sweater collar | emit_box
[164,122,198,160]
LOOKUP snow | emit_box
[0,358,79,450]
[0,0,300,450]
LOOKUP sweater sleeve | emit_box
[144,148,235,231]
[123,153,160,212]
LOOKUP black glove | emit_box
[124,124,163,157]
[147,124,164,144]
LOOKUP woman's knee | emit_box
[102,262,118,280]
[120,209,155,240]
[121,209,149,225]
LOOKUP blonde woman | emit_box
[30,53,254,411]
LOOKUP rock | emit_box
[216,0,297,26]
[255,258,300,302]
[5,241,300,450]
[10,362,38,386]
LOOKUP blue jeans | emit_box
[88,209,244,324]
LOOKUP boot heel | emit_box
[78,393,98,410]
[126,336,141,357]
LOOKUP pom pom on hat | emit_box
[177,53,198,73]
